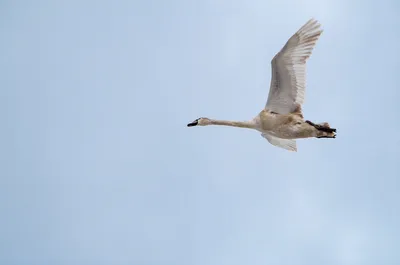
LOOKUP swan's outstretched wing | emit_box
[261,133,297,152]
[265,18,323,114]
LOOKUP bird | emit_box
[187,18,336,152]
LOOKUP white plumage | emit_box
[266,18,323,114]
[188,19,336,152]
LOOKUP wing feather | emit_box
[265,18,323,114]
[261,133,297,152]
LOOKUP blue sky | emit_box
[2,0,400,265]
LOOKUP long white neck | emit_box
[209,119,256,129]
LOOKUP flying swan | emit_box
[187,18,336,152]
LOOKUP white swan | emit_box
[187,18,336,152]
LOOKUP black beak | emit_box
[187,119,199,127]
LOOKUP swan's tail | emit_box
[306,121,336,138]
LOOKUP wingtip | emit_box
[302,18,322,30]
[297,18,323,39]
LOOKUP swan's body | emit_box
[187,18,336,152]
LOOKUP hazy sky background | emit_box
[2,0,400,265]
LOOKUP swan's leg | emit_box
[305,120,315,126]
[306,120,336,133]
[305,120,336,138]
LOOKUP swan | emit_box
[187,18,336,152]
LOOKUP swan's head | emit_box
[187,117,211,127]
